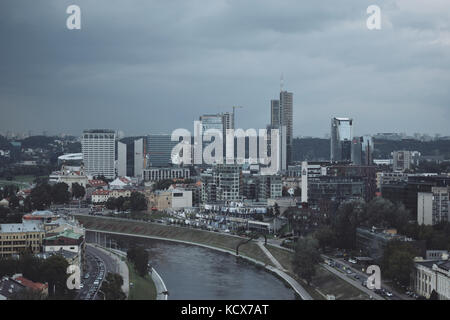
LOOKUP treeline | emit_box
[0,182,85,213]
[0,254,72,299]
[105,192,147,212]
[26,182,84,211]
[313,197,441,251]
[127,245,150,277]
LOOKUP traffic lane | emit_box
[87,245,118,276]
[83,249,106,300]
[78,253,101,299]
[75,252,99,299]
[333,257,410,300]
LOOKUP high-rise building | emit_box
[280,91,293,165]
[269,91,293,170]
[222,112,234,132]
[418,187,450,226]
[265,124,287,173]
[147,134,179,167]
[351,137,363,165]
[362,136,374,165]
[330,117,353,162]
[270,100,280,127]
[393,150,412,172]
[199,113,232,164]
[81,129,116,179]
[117,137,146,178]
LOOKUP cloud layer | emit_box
[0,0,449,137]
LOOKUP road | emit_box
[75,249,105,300]
[328,256,414,300]
[76,245,121,300]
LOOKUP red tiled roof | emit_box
[88,180,108,187]
[15,276,48,291]
[92,190,110,195]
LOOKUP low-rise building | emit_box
[413,257,450,300]
[0,221,45,257]
[143,167,190,181]
[91,189,133,204]
[148,189,192,211]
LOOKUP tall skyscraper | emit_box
[351,137,363,165]
[82,129,116,179]
[280,91,293,165]
[362,135,374,165]
[117,137,146,178]
[269,90,293,169]
[330,117,353,162]
[270,100,280,127]
[147,134,179,167]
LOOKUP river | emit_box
[86,231,297,300]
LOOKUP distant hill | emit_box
[292,138,450,162]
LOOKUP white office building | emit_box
[82,130,116,179]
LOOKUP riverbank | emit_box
[265,244,371,300]
[77,215,273,266]
[127,261,157,300]
[107,247,168,300]
[79,215,312,299]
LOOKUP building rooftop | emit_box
[44,229,83,241]
[12,275,47,291]
[0,221,44,233]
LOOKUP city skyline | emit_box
[1,1,450,137]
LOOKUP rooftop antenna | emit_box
[280,73,284,92]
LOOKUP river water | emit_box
[86,231,297,300]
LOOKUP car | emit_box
[79,284,84,289]
[84,273,90,279]
[354,275,360,280]
[93,280,100,285]
[385,291,393,297]
[346,269,353,274]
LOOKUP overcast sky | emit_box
[0,0,449,138]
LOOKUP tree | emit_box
[9,288,47,300]
[21,254,45,282]
[8,194,20,210]
[115,196,125,212]
[30,183,52,210]
[129,192,147,211]
[51,182,71,204]
[101,272,126,300]
[71,183,85,200]
[105,197,117,210]
[292,237,321,285]
[42,255,69,297]
[127,245,149,277]
[381,241,419,287]
[0,257,19,277]
[314,225,336,251]
[362,197,410,232]
[332,200,365,249]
